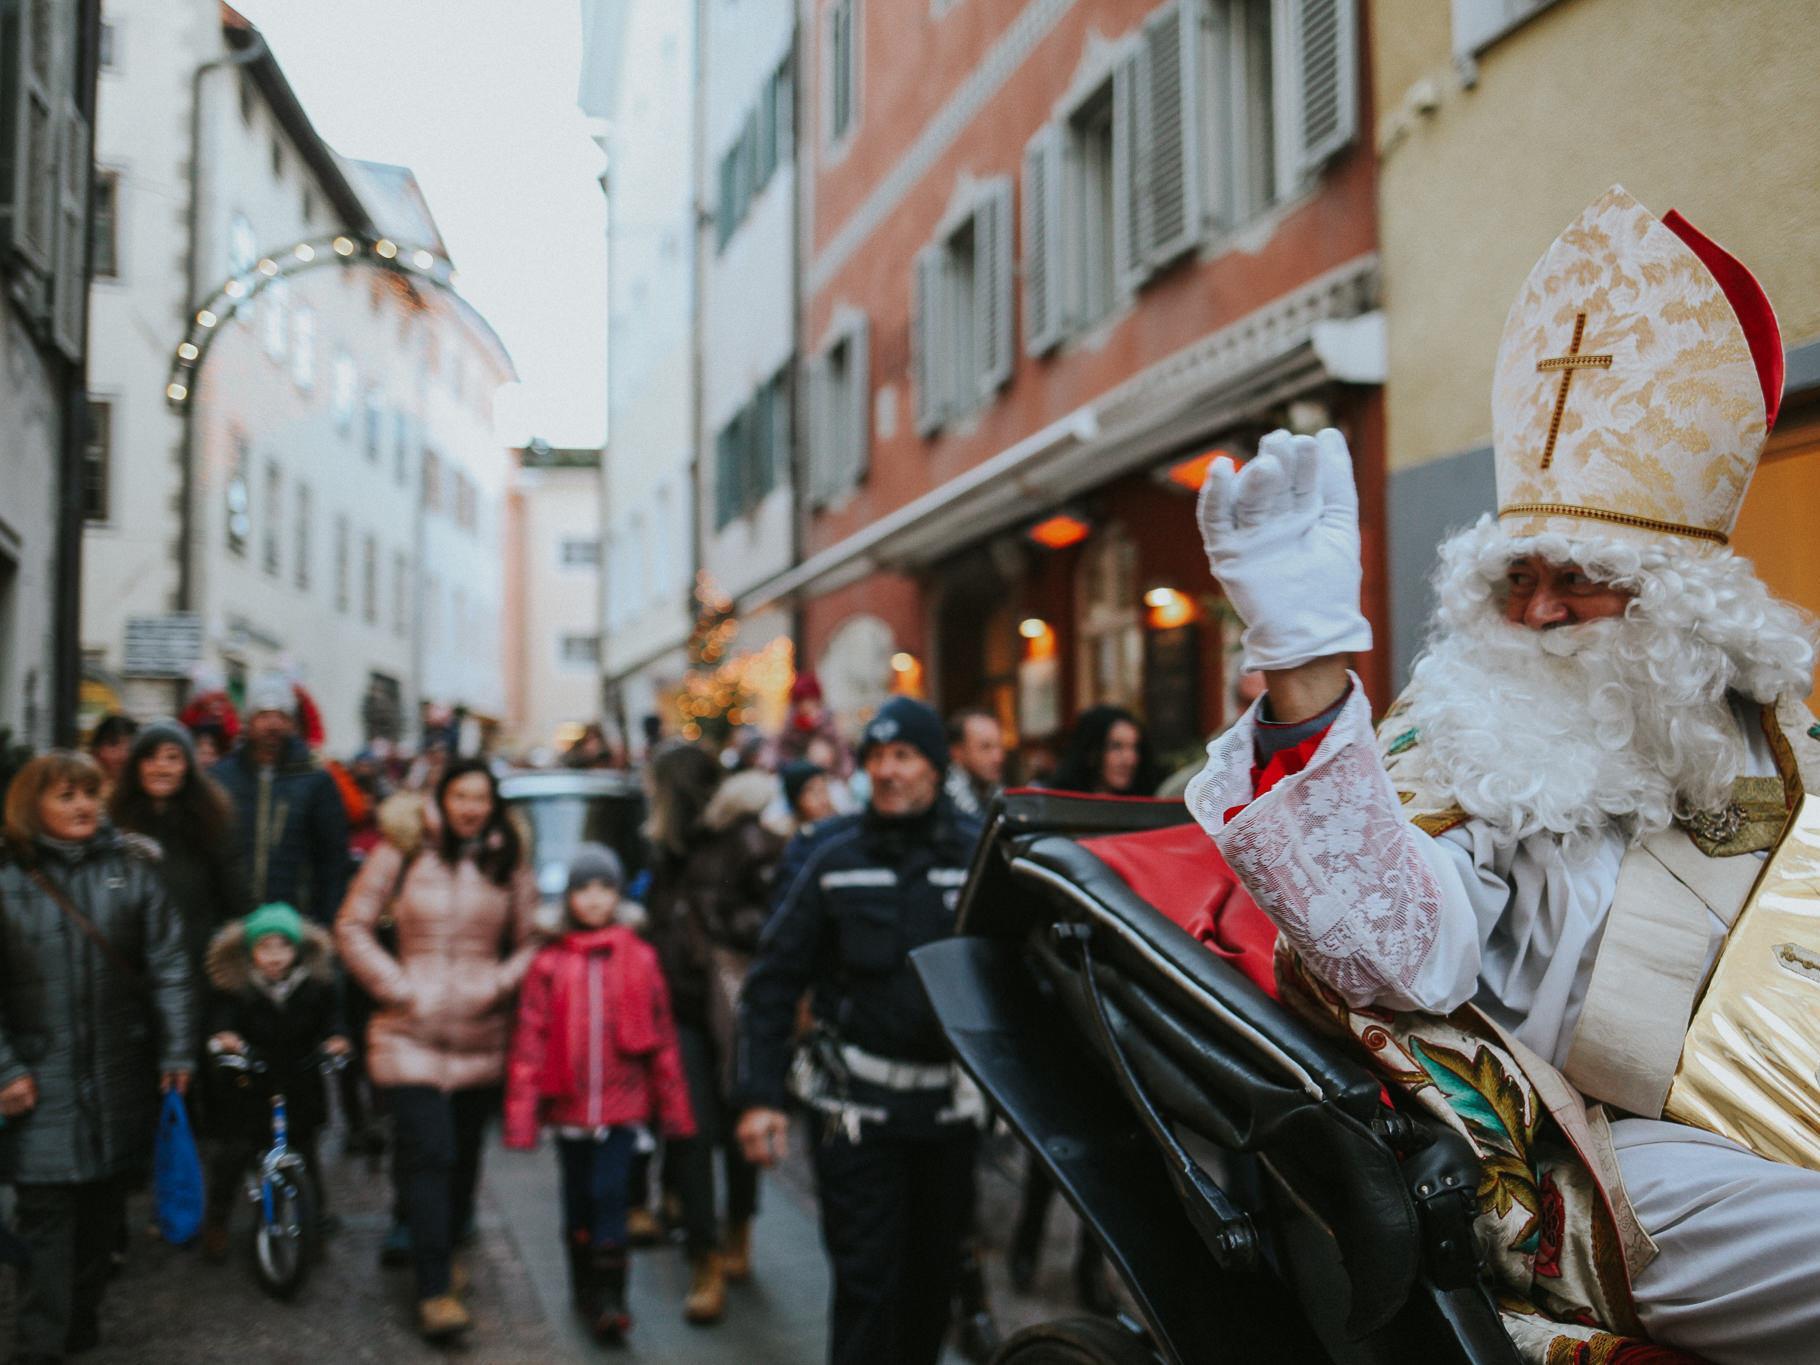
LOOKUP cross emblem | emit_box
[1535,311,1612,469]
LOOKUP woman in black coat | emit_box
[110,717,247,992]
[0,751,194,1364]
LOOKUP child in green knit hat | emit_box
[200,902,349,1258]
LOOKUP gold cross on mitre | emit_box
[1535,311,1613,469]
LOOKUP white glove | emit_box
[1196,428,1371,672]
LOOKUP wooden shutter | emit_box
[974,177,1013,397]
[1022,128,1063,356]
[2,0,58,272]
[1283,0,1357,177]
[1139,0,1204,270]
[50,96,87,358]
[805,352,831,507]
[911,247,943,436]
[845,317,870,485]
[1110,44,1145,296]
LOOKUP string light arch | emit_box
[164,231,461,408]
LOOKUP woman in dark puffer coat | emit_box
[0,751,194,1365]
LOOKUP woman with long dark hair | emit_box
[109,719,245,988]
[336,758,540,1342]
[1048,704,1163,797]
[643,744,786,1325]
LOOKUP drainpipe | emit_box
[176,33,268,650]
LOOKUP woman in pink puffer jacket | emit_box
[336,760,539,1342]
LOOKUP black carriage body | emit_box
[911,791,1519,1365]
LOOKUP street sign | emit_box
[123,614,205,678]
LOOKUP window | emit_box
[98,20,116,70]
[559,634,601,669]
[229,212,257,322]
[558,538,600,569]
[293,483,311,590]
[912,178,1012,432]
[714,368,789,528]
[392,550,408,636]
[2,0,59,274]
[239,73,255,125]
[301,187,314,224]
[826,0,858,145]
[262,461,282,575]
[393,412,410,484]
[82,399,110,522]
[422,450,442,512]
[263,275,288,359]
[1067,87,1117,327]
[291,304,315,391]
[226,432,251,556]
[361,533,378,624]
[1077,525,1143,709]
[1215,0,1277,224]
[717,50,794,249]
[334,514,350,612]
[90,170,118,278]
[363,393,382,461]
[332,353,357,433]
[51,100,89,356]
[807,317,869,505]
[270,135,283,179]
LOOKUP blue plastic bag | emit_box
[153,1090,205,1246]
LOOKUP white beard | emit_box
[1398,610,1750,845]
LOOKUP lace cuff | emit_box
[1186,677,1452,1010]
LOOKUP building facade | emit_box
[84,1,514,751]
[0,0,100,750]
[1371,0,1820,686]
[503,441,603,757]
[752,0,1381,768]
[695,0,799,717]
[578,0,699,745]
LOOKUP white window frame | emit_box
[558,634,602,671]
[558,537,600,570]
[823,0,861,156]
[807,309,870,506]
[912,176,1012,435]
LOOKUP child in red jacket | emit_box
[505,844,694,1343]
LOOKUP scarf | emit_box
[538,924,662,1098]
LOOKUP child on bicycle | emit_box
[200,902,350,1258]
[504,845,694,1344]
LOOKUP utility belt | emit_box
[787,1025,984,1144]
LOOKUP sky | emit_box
[234,0,609,448]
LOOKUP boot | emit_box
[722,1220,752,1282]
[625,1206,661,1247]
[417,1294,473,1342]
[683,1250,726,1325]
[566,1234,600,1319]
[592,1247,632,1344]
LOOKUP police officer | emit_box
[735,696,984,1365]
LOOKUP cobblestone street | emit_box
[2,1120,1096,1362]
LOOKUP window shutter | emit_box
[2,0,58,272]
[974,177,1013,397]
[1110,44,1146,296]
[1139,0,1204,270]
[50,97,87,358]
[845,317,870,485]
[911,247,942,436]
[805,352,831,507]
[1283,0,1357,177]
[1022,128,1063,357]
[714,422,735,529]
[752,380,776,500]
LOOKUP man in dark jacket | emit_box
[735,697,984,1365]
[212,674,349,924]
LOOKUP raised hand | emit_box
[1196,428,1371,673]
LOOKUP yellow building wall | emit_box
[1373,0,1820,473]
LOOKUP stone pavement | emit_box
[0,1119,1103,1363]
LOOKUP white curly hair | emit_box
[1397,515,1816,845]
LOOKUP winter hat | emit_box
[789,671,824,703]
[567,842,625,894]
[780,760,825,811]
[245,673,295,718]
[857,697,946,775]
[244,902,304,947]
[129,717,198,768]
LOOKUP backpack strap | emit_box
[28,868,150,998]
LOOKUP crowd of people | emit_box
[0,659,1192,1363]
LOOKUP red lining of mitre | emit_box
[1661,209,1784,431]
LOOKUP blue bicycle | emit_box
[211,1048,344,1299]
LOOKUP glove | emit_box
[1196,427,1372,672]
